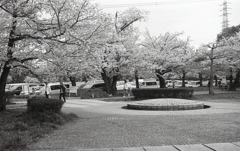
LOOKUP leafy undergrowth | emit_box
[0,109,78,151]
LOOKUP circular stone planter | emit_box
[127,98,204,111]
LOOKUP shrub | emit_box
[27,98,64,114]
[31,95,47,99]
[5,91,15,103]
[78,89,108,99]
[14,121,28,131]
[116,90,133,97]
[12,95,30,99]
[132,88,194,99]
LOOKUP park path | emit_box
[28,91,240,151]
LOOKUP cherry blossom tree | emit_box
[172,44,196,87]
[221,32,240,90]
[39,7,148,95]
[0,0,105,111]
[195,42,231,94]
[140,31,190,88]
[87,8,148,95]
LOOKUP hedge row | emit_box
[27,98,64,114]
[132,88,194,99]
[77,89,108,99]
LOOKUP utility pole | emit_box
[222,0,229,32]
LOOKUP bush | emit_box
[116,90,133,97]
[14,121,28,131]
[27,98,64,114]
[5,91,15,103]
[132,88,194,99]
[12,95,30,99]
[78,89,108,99]
[31,95,47,99]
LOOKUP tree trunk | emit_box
[209,57,214,95]
[101,70,119,95]
[228,68,235,91]
[182,71,186,87]
[0,64,11,111]
[69,76,76,86]
[101,71,112,95]
[199,73,203,86]
[232,69,240,90]
[111,75,118,95]
[214,75,218,86]
[0,15,17,111]
[155,68,172,88]
[156,75,166,88]
[135,70,139,88]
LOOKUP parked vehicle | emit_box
[186,81,200,87]
[129,82,137,89]
[140,80,159,88]
[69,82,86,95]
[174,81,189,88]
[116,81,125,90]
[5,83,39,95]
[202,81,208,87]
[35,82,71,96]
[165,80,173,87]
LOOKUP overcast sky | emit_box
[93,0,240,48]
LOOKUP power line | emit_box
[99,0,218,8]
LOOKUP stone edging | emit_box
[127,98,204,111]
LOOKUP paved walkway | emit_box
[26,91,240,151]
[68,142,240,151]
[9,89,240,151]
[32,142,240,151]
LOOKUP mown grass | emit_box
[192,92,240,103]
[0,108,78,151]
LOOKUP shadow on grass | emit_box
[0,109,78,151]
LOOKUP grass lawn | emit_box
[0,108,78,151]
[192,92,240,103]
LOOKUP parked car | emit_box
[166,80,173,87]
[6,83,39,95]
[202,81,209,87]
[69,82,86,95]
[174,81,189,88]
[140,80,159,88]
[129,82,137,89]
[116,81,125,90]
[186,81,200,87]
[35,82,71,96]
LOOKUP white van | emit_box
[35,82,71,96]
[186,81,200,87]
[6,83,39,95]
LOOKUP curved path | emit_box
[62,98,240,116]
[30,97,240,151]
